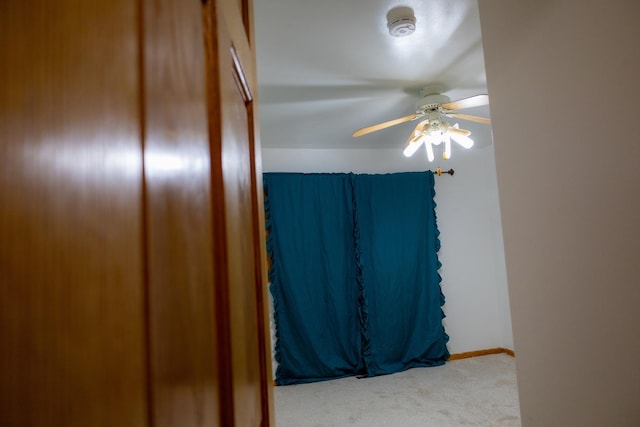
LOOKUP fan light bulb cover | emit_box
[403,142,421,157]
[403,134,424,157]
[425,142,435,162]
[450,132,474,149]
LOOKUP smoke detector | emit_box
[386,7,416,37]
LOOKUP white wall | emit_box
[262,146,513,354]
[479,1,640,425]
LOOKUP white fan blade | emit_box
[442,94,489,111]
[352,113,422,137]
[447,113,491,125]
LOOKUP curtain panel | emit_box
[264,172,448,385]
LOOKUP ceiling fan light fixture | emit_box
[403,133,425,157]
[443,134,452,160]
[450,129,474,149]
[425,141,435,162]
[403,141,422,157]
[350,87,489,161]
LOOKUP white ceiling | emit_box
[253,0,492,150]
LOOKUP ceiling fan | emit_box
[352,85,491,161]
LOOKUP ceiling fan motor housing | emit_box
[416,94,451,113]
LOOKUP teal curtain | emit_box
[264,173,364,384]
[354,172,449,376]
[264,171,448,385]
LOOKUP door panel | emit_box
[142,0,220,425]
[223,55,262,426]
[204,0,274,425]
[0,2,147,426]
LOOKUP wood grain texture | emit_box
[242,2,276,421]
[142,0,220,425]
[223,60,262,426]
[204,0,274,424]
[219,0,258,94]
[0,1,147,426]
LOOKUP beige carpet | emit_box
[274,353,520,426]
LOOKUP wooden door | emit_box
[142,0,222,425]
[0,0,273,426]
[203,0,274,425]
[0,2,148,426]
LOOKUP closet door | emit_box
[0,2,147,426]
[203,0,274,425]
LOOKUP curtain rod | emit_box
[434,168,454,176]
